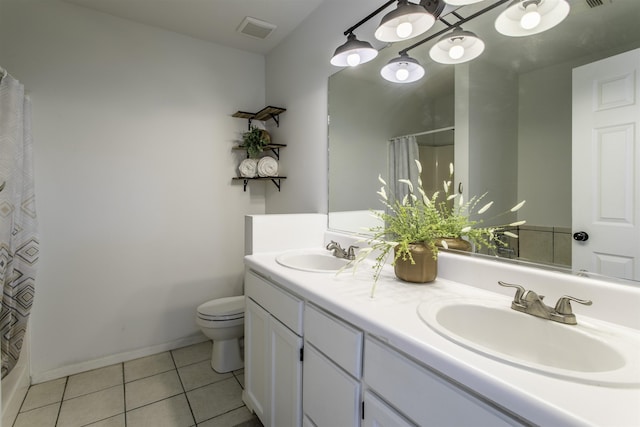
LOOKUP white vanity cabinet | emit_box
[363,337,525,426]
[302,304,363,427]
[244,271,304,427]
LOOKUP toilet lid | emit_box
[197,296,245,320]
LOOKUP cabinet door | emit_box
[244,298,270,422]
[303,344,361,427]
[363,391,415,427]
[270,317,303,427]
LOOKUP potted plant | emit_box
[349,160,526,296]
[242,125,271,158]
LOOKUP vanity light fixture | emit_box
[380,52,425,83]
[330,33,379,67]
[494,0,570,37]
[374,0,436,42]
[336,0,570,83]
[429,27,485,64]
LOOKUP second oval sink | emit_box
[418,297,640,387]
[276,249,352,273]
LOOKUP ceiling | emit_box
[63,0,327,55]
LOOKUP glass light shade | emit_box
[380,53,425,83]
[429,28,485,64]
[495,0,570,37]
[330,33,378,67]
[443,0,486,5]
[374,0,436,42]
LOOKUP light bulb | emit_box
[396,22,413,39]
[449,44,465,60]
[520,3,541,30]
[346,52,361,67]
[395,67,410,82]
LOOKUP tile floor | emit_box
[13,341,263,427]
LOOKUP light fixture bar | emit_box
[342,0,397,36]
[398,0,510,55]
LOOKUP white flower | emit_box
[447,194,457,201]
[415,159,423,174]
[443,180,450,193]
[509,220,526,227]
[402,194,409,206]
[459,194,464,207]
[398,179,414,192]
[504,231,519,238]
[440,239,449,249]
[449,162,454,175]
[410,194,418,203]
[378,174,387,186]
[461,226,472,233]
[377,186,387,200]
[477,201,494,214]
[510,200,526,212]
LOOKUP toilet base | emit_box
[211,338,243,373]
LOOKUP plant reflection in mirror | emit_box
[341,160,526,297]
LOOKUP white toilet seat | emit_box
[197,295,245,322]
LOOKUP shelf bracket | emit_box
[270,113,280,127]
[269,147,280,160]
[271,178,282,191]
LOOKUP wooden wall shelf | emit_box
[232,106,286,129]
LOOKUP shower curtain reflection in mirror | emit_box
[0,69,39,378]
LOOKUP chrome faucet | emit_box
[498,281,592,325]
[326,241,358,260]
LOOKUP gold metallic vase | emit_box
[394,243,437,283]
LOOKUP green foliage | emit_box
[347,161,526,296]
[243,126,270,158]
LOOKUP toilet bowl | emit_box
[196,295,245,373]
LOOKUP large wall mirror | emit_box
[328,0,640,283]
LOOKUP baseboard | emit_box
[31,333,209,384]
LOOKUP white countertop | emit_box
[245,250,640,427]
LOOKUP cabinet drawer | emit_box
[364,337,524,426]
[245,270,303,335]
[304,304,363,378]
[303,344,361,427]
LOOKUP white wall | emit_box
[456,61,519,226]
[264,0,377,214]
[0,0,266,381]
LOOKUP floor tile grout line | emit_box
[122,362,127,427]
[170,348,198,426]
[53,376,68,427]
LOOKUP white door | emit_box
[572,48,640,281]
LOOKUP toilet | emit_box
[196,295,245,373]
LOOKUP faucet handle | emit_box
[554,295,593,315]
[498,281,526,304]
[347,245,359,257]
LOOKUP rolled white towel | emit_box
[257,156,278,177]
[239,158,258,178]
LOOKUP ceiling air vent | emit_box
[585,0,604,7]
[237,16,277,40]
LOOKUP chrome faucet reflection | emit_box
[498,281,592,325]
[326,240,358,261]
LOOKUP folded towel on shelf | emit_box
[257,156,279,177]
[239,158,258,178]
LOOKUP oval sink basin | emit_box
[418,297,640,386]
[276,249,352,273]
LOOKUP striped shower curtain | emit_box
[0,70,39,378]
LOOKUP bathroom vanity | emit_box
[242,239,640,427]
